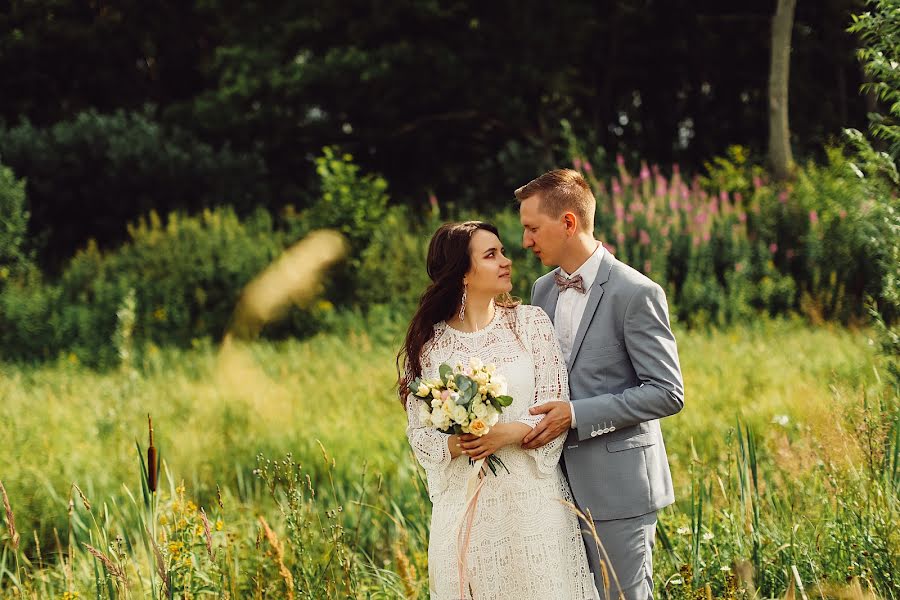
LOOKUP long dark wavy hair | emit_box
[396,221,518,404]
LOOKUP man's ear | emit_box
[563,212,578,236]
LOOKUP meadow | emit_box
[1,316,897,599]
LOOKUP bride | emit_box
[398,221,598,599]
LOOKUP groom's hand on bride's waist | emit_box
[521,401,571,450]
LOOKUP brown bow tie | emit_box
[554,272,586,294]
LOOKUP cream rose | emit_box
[469,357,484,372]
[417,383,430,396]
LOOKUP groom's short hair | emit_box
[514,169,596,233]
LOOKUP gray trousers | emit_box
[580,511,657,600]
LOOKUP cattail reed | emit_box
[148,414,158,493]
[0,479,19,550]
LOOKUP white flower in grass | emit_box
[676,526,690,535]
[772,414,790,426]
[702,532,714,541]
[720,566,731,572]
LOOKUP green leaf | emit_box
[439,363,453,384]
[494,395,514,407]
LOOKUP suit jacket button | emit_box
[609,426,616,432]
[590,430,598,438]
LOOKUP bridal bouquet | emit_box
[410,358,513,475]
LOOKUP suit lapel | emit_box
[566,251,614,370]
[541,268,561,325]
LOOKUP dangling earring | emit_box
[458,283,467,322]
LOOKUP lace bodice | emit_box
[405,304,597,599]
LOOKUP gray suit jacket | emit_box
[531,250,684,521]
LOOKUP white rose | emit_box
[485,363,496,374]
[474,372,489,385]
[469,356,483,372]
[416,383,430,397]
[472,401,488,419]
[431,398,442,409]
[452,404,468,425]
[418,403,433,427]
[431,410,450,429]
[488,380,507,397]
[478,385,488,395]
[485,409,500,427]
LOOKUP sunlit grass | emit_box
[0,318,896,598]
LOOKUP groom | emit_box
[517,169,684,600]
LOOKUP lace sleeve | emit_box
[516,305,570,475]
[405,396,454,500]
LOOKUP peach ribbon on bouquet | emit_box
[455,456,487,599]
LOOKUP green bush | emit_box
[0,273,61,361]
[0,207,290,366]
[0,163,30,282]
[356,205,433,312]
[0,109,267,264]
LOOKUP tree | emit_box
[768,0,798,180]
[849,0,900,161]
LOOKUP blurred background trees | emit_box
[0,0,897,365]
[0,0,879,265]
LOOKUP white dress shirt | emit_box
[553,243,605,428]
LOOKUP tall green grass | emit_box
[0,318,896,598]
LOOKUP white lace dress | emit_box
[405,304,598,599]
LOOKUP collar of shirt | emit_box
[559,242,605,293]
